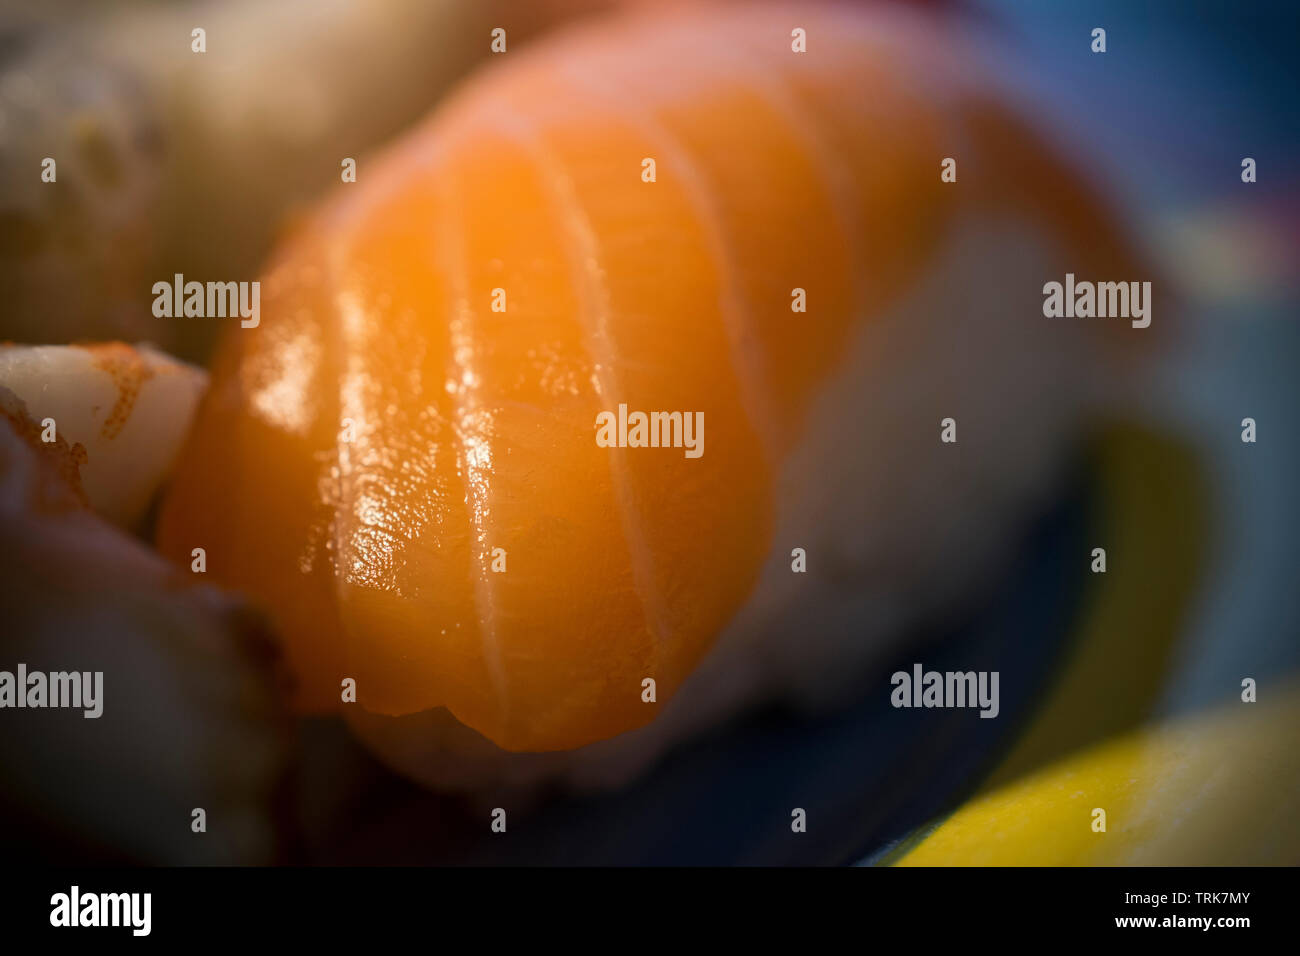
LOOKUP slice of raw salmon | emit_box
[157,3,1146,752]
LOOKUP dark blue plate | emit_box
[298,471,1091,865]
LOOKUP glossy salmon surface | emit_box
[157,4,1138,752]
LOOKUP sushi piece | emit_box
[0,342,206,528]
[157,2,1152,788]
[0,28,164,347]
[0,397,290,864]
[0,0,622,355]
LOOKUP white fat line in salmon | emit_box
[1042,273,1152,328]
[594,404,704,459]
[151,273,260,328]
[0,664,103,718]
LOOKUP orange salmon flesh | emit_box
[157,4,1142,752]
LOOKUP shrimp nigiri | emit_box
[157,2,1150,787]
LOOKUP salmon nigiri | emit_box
[157,2,1150,785]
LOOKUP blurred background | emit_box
[977,0,1299,720]
[0,0,1296,865]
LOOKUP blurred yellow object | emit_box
[898,685,1300,865]
[895,426,1298,865]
